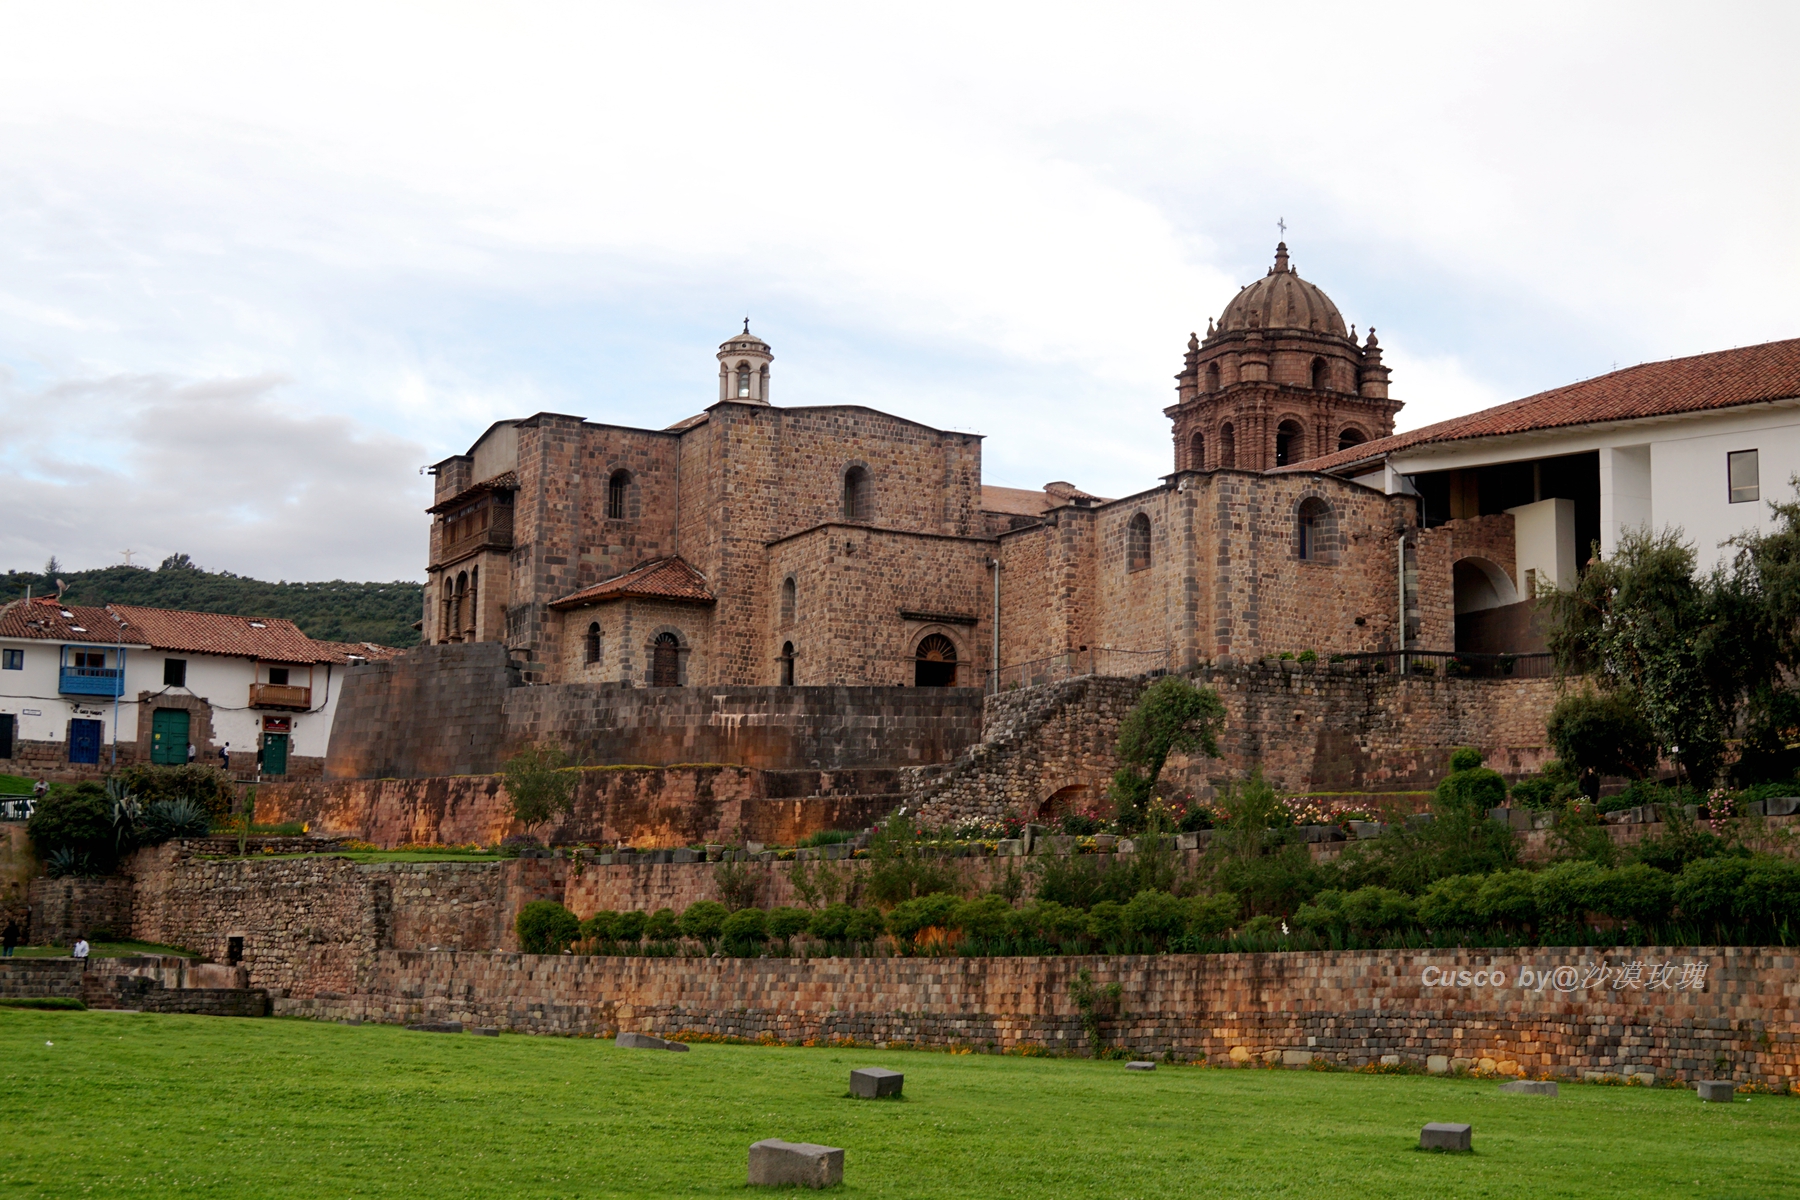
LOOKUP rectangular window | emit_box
[163,658,187,687]
[73,650,106,669]
[1729,449,1760,504]
[267,667,290,686]
[1,649,20,670]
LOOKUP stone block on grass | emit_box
[748,1139,843,1188]
[1499,1080,1557,1096]
[1697,1080,1737,1102]
[469,1027,499,1037]
[406,1022,462,1034]
[1125,1061,1157,1071]
[849,1067,903,1098]
[1426,1055,1449,1075]
[1282,1049,1313,1066]
[1420,1123,1472,1152]
[616,1031,690,1052]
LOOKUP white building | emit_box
[0,599,399,778]
[1292,338,1800,650]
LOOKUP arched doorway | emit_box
[779,641,795,686]
[1275,420,1304,467]
[1038,784,1090,822]
[651,632,681,687]
[914,633,958,687]
[1452,558,1520,652]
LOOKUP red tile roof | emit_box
[0,598,400,664]
[549,556,716,609]
[1289,338,1800,475]
[427,470,520,514]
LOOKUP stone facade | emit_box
[26,875,134,944]
[322,642,985,782]
[266,947,1797,1088]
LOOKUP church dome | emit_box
[1213,243,1347,338]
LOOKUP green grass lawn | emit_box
[7,940,198,959]
[0,1011,1793,1199]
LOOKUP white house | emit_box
[0,599,400,779]
[1291,338,1800,650]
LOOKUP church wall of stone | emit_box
[550,598,714,688]
[572,422,680,592]
[767,525,992,687]
[1092,486,1191,664]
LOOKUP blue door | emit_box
[69,718,103,765]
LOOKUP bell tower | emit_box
[1166,243,1401,472]
[717,320,774,405]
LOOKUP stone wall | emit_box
[26,875,133,945]
[273,946,1799,1088]
[912,664,1559,826]
[323,640,984,781]
[255,767,902,850]
[323,642,517,780]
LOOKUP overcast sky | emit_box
[2,2,1795,583]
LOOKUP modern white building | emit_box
[0,599,399,779]
[1293,338,1800,650]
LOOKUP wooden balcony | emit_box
[434,503,514,567]
[249,683,311,710]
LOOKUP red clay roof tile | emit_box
[549,556,716,609]
[1288,338,1800,475]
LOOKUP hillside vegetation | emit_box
[2,555,422,648]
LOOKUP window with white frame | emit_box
[1729,449,1760,504]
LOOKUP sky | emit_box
[1,2,1796,583]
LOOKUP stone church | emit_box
[422,244,1470,688]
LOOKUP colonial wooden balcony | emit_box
[59,666,125,697]
[249,683,312,710]
[434,501,514,567]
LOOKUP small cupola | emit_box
[717,319,774,404]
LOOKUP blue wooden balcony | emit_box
[60,666,125,697]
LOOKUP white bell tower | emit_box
[717,320,773,404]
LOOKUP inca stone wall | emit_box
[271,947,1799,1088]
[26,875,134,944]
[323,641,985,781]
[911,664,1558,827]
[255,767,900,850]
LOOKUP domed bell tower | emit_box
[1166,243,1400,473]
[718,320,773,405]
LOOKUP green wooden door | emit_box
[262,733,288,775]
[151,709,190,765]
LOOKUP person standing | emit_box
[187,742,196,764]
[72,937,89,966]
[2,919,18,958]
[218,743,230,770]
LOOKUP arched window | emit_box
[758,363,770,402]
[736,363,752,398]
[1189,431,1206,471]
[1219,422,1236,469]
[451,572,467,642]
[1127,513,1151,572]
[1296,497,1337,562]
[1275,420,1304,467]
[584,622,602,665]
[1310,357,1329,390]
[915,633,957,687]
[1204,362,1220,392]
[1338,427,1367,452]
[441,580,455,644]
[779,577,796,625]
[651,632,681,687]
[843,466,869,521]
[607,470,631,520]
[779,641,795,686]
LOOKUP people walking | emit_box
[2,919,18,958]
[218,743,229,770]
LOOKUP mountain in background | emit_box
[2,554,423,648]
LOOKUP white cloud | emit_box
[0,2,1794,572]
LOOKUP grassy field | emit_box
[0,1011,1793,1199]
[7,939,198,959]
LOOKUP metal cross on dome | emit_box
[1277,217,1287,237]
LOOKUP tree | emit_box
[1540,529,1740,786]
[501,744,577,833]
[1109,676,1226,826]
[27,784,118,874]
[515,901,579,954]
[1546,691,1659,795]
